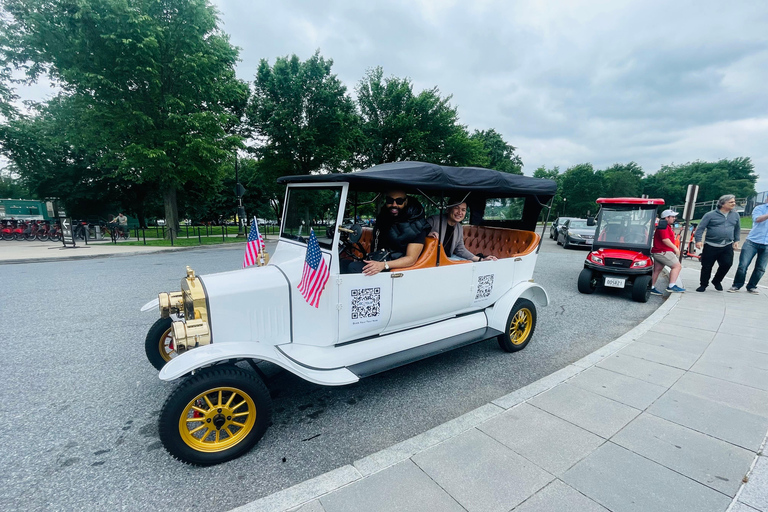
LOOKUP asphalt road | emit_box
[0,237,664,511]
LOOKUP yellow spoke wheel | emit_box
[159,327,176,363]
[498,298,537,352]
[159,366,272,466]
[179,386,257,452]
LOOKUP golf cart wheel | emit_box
[497,299,537,352]
[632,275,652,303]
[145,317,176,371]
[578,269,597,294]
[159,366,272,466]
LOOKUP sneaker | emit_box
[696,286,706,292]
[666,285,686,293]
[713,282,723,291]
[747,288,760,295]
[727,287,740,293]
[650,287,663,296]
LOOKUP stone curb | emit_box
[233,292,683,512]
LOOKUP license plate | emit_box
[604,277,626,288]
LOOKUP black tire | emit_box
[2,232,13,241]
[563,236,571,249]
[578,268,597,294]
[159,366,272,466]
[556,233,562,245]
[497,298,537,352]
[632,275,652,303]
[145,317,175,371]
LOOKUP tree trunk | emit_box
[163,186,180,239]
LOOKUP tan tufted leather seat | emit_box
[346,226,538,268]
[463,225,539,259]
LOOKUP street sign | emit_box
[61,217,76,247]
[683,185,699,221]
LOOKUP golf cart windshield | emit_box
[596,208,656,246]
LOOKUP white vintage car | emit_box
[142,161,557,465]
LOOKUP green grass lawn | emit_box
[120,236,247,247]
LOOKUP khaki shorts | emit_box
[653,251,679,267]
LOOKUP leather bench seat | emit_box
[345,225,539,270]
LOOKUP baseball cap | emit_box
[660,209,679,218]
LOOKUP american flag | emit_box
[298,228,330,308]
[243,217,266,268]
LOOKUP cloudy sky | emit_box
[15,0,768,192]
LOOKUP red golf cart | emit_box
[577,198,665,303]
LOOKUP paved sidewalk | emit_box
[237,267,768,512]
[0,237,268,264]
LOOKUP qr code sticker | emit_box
[351,287,381,319]
[475,274,494,300]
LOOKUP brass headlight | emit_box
[171,319,211,353]
[179,266,208,322]
[158,291,184,318]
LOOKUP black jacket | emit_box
[373,198,429,259]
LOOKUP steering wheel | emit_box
[336,223,365,261]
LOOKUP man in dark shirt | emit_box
[694,194,741,292]
[354,189,429,276]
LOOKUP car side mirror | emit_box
[586,217,595,226]
[657,219,668,229]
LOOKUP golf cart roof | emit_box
[277,161,557,200]
[597,197,665,206]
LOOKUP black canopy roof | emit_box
[277,161,557,199]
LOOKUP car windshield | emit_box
[281,186,343,248]
[569,220,588,229]
[596,208,656,245]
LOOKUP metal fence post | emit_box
[198,227,202,245]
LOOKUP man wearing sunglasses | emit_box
[357,189,429,276]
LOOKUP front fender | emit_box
[486,282,549,333]
[158,342,359,387]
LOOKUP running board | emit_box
[347,327,502,379]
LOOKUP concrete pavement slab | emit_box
[672,372,768,418]
[634,329,712,355]
[412,428,554,512]
[512,480,609,512]
[697,346,768,371]
[690,360,768,392]
[478,403,605,476]
[720,314,766,329]
[491,364,583,410]
[716,324,765,341]
[619,340,701,370]
[353,403,503,477]
[318,460,464,512]
[289,501,325,512]
[527,383,641,439]
[730,502,762,512]
[566,366,667,410]
[611,413,754,496]
[647,321,717,342]
[647,389,768,451]
[597,353,685,387]
[710,333,768,354]
[739,454,768,512]
[562,442,731,512]
[660,309,723,332]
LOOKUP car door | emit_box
[337,272,394,344]
[386,263,475,333]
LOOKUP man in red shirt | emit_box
[651,210,685,294]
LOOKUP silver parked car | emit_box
[556,218,594,248]
[549,216,577,239]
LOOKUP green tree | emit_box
[247,51,359,174]
[0,0,249,233]
[356,67,483,167]
[560,163,603,217]
[599,162,644,198]
[469,129,523,174]
[641,158,757,207]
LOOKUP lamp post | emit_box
[235,153,246,237]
